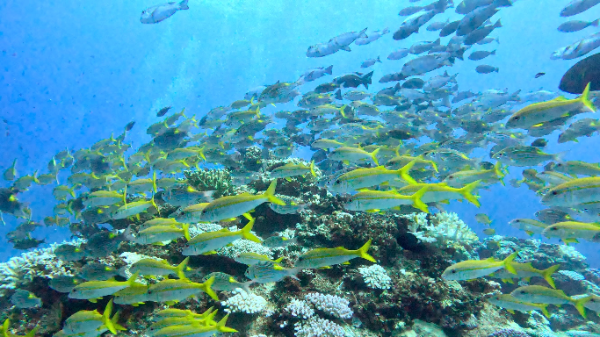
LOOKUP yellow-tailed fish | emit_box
[329,146,380,165]
[183,217,260,255]
[198,180,284,222]
[294,239,376,269]
[146,276,218,302]
[541,221,600,244]
[234,253,284,266]
[68,273,139,302]
[111,195,158,220]
[509,218,549,236]
[113,283,151,306]
[542,177,600,207]
[270,161,316,179]
[330,161,417,194]
[83,190,125,208]
[488,294,550,318]
[491,262,560,288]
[510,285,587,318]
[398,181,481,207]
[3,159,17,181]
[130,257,190,278]
[151,314,237,337]
[62,299,120,335]
[127,223,190,245]
[343,187,429,213]
[443,162,504,188]
[441,252,518,281]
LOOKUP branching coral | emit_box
[221,289,268,314]
[358,264,392,290]
[184,168,234,197]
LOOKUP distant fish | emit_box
[535,72,546,78]
[557,19,599,33]
[551,32,600,60]
[476,65,499,74]
[354,28,389,45]
[387,48,410,60]
[439,20,461,37]
[468,50,496,61]
[427,19,449,31]
[124,121,135,131]
[361,56,381,68]
[156,106,172,117]
[140,0,189,24]
[303,65,333,82]
[10,289,41,309]
[559,53,600,94]
[560,0,600,17]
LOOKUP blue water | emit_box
[0,0,599,265]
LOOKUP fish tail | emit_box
[200,275,219,301]
[32,170,40,184]
[127,272,139,286]
[175,257,190,279]
[410,187,430,213]
[152,171,157,194]
[538,304,550,318]
[103,299,118,335]
[264,180,285,205]
[69,185,76,198]
[241,217,261,243]
[197,146,206,161]
[309,160,317,177]
[580,83,596,112]
[111,310,127,331]
[396,159,417,184]
[216,313,238,333]
[540,264,560,289]
[503,252,519,275]
[357,239,376,263]
[371,147,380,165]
[493,161,504,178]
[23,327,38,337]
[325,65,333,75]
[150,194,160,216]
[459,180,481,207]
[592,18,599,27]
[572,297,588,319]
[182,223,191,241]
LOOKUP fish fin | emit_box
[396,159,418,184]
[274,256,284,263]
[541,264,560,289]
[127,272,140,286]
[563,238,579,245]
[357,239,376,263]
[579,82,596,112]
[264,180,286,205]
[371,147,380,166]
[507,309,515,314]
[503,252,519,275]
[507,279,514,284]
[366,209,380,213]
[182,223,191,241]
[460,180,481,207]
[103,299,118,335]
[89,298,98,303]
[216,313,238,333]
[175,257,190,279]
[342,261,351,265]
[319,266,332,269]
[200,275,219,300]
[410,187,429,213]
[525,230,534,236]
[310,160,317,177]
[23,327,38,337]
[573,297,588,319]
[240,217,261,243]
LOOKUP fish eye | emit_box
[550,227,558,231]
[520,291,526,294]
[513,116,520,120]
[335,180,341,184]
[551,191,558,195]
[451,270,456,273]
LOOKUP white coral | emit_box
[221,289,267,314]
[304,293,353,319]
[217,240,271,259]
[294,317,346,337]
[401,212,479,246]
[358,264,392,290]
[285,299,315,319]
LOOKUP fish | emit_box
[475,213,492,225]
[510,285,587,317]
[150,314,237,337]
[559,53,600,94]
[475,65,499,74]
[146,276,218,302]
[55,244,88,261]
[387,48,410,60]
[330,162,417,194]
[488,294,550,318]
[343,187,429,213]
[551,32,600,60]
[182,217,261,255]
[234,253,284,266]
[140,0,189,24]
[560,0,600,17]
[541,221,600,244]
[468,50,496,61]
[361,57,382,68]
[509,218,549,236]
[397,181,481,207]
[156,106,172,117]
[329,146,380,166]
[558,19,600,33]
[68,273,139,302]
[303,66,334,82]
[493,146,561,167]
[10,289,41,309]
[294,240,376,269]
[61,299,122,335]
[541,177,600,207]
[49,275,83,293]
[270,161,316,179]
[535,72,546,78]
[268,195,308,214]
[127,223,190,245]
[245,262,299,284]
[79,263,119,281]
[491,263,560,288]
[198,180,284,222]
[441,252,518,281]
[129,257,190,279]
[3,159,17,181]
[354,28,390,45]
[333,72,373,89]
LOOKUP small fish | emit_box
[329,146,380,166]
[127,223,190,245]
[268,195,308,214]
[130,257,190,279]
[361,56,382,68]
[535,72,546,78]
[492,262,560,288]
[294,240,376,269]
[303,66,334,82]
[387,48,410,60]
[510,285,587,317]
[245,262,299,284]
[263,236,297,248]
[483,228,496,235]
[468,50,496,61]
[509,218,549,236]
[493,146,560,167]
[150,314,237,336]
[146,276,218,302]
[10,289,41,309]
[488,294,550,318]
[124,121,136,131]
[476,65,499,74]
[112,283,151,306]
[475,213,492,225]
[330,163,417,194]
[542,177,600,207]
[541,221,600,244]
[54,244,88,261]
[531,138,547,148]
[62,299,121,335]
[270,161,316,179]
[344,187,429,213]
[79,263,119,281]
[183,217,261,255]
[3,159,17,181]
[234,253,283,266]
[198,180,284,222]
[141,0,189,24]
[68,273,139,302]
[441,252,518,281]
[49,275,83,293]
[560,0,600,17]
